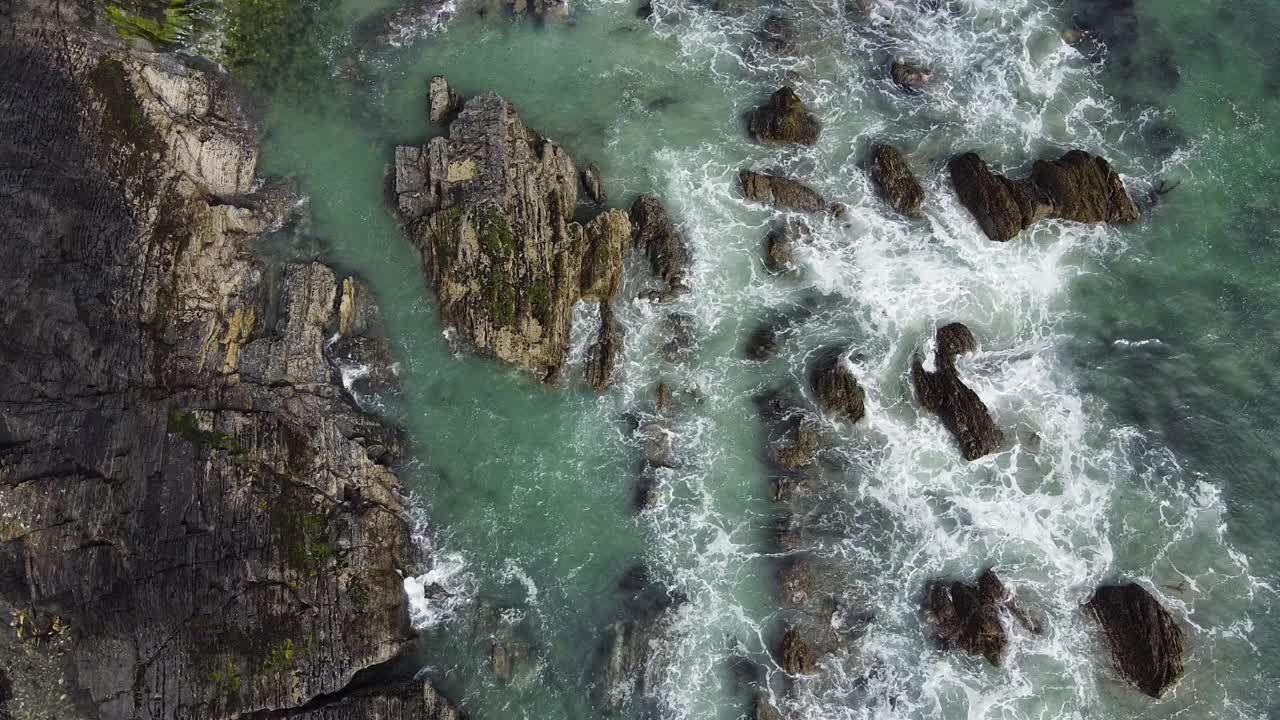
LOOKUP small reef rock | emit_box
[631,194,692,300]
[758,14,798,55]
[509,0,570,18]
[747,87,821,145]
[890,61,930,93]
[948,150,1140,241]
[925,569,1039,666]
[0,8,458,719]
[911,323,1005,460]
[740,169,828,212]
[394,89,629,384]
[811,348,866,423]
[596,566,681,713]
[582,162,608,204]
[429,74,462,124]
[1087,583,1186,698]
[868,143,925,217]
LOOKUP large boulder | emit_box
[868,143,925,217]
[810,348,866,423]
[925,570,1013,666]
[747,87,821,145]
[740,169,828,212]
[1087,583,1186,698]
[631,194,691,299]
[394,92,629,384]
[911,323,1004,460]
[948,150,1139,241]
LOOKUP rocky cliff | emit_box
[0,2,454,719]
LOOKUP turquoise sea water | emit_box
[244,0,1280,717]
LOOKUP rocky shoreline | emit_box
[0,2,457,718]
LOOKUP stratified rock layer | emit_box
[0,6,457,720]
[1088,583,1186,698]
[739,170,828,212]
[394,91,626,384]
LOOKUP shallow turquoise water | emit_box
[250,0,1280,717]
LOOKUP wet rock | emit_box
[585,307,622,391]
[868,143,925,217]
[598,567,679,713]
[395,92,624,383]
[948,150,1139,241]
[771,415,819,471]
[781,625,818,675]
[631,194,691,298]
[582,162,607,204]
[642,421,679,469]
[429,75,461,124]
[509,0,570,18]
[636,1,653,18]
[810,348,866,423]
[0,17,459,720]
[758,14,798,55]
[911,323,1005,460]
[1087,583,1186,698]
[890,61,930,93]
[753,692,784,720]
[747,87,822,145]
[739,169,828,212]
[779,559,815,609]
[763,224,799,273]
[655,382,675,415]
[925,569,1011,666]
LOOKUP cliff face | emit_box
[0,3,453,719]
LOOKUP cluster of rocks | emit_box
[0,6,459,719]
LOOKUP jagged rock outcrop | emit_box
[597,566,679,713]
[739,170,828,212]
[764,225,796,273]
[811,349,866,423]
[949,150,1140,241]
[0,8,457,720]
[631,194,691,300]
[911,323,1004,460]
[1087,583,1186,698]
[926,569,1038,666]
[868,143,925,217]
[582,162,607,204]
[890,61,929,93]
[394,91,628,384]
[747,87,821,145]
[429,75,462,124]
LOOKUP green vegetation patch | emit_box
[167,407,241,452]
[269,482,334,577]
[105,0,195,45]
[220,0,341,98]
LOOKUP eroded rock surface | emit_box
[868,143,925,217]
[394,91,628,384]
[740,170,828,212]
[911,323,1004,460]
[0,9,456,720]
[890,61,929,93]
[949,150,1140,241]
[925,570,1025,666]
[631,194,691,299]
[747,87,821,145]
[811,348,866,423]
[1087,583,1186,698]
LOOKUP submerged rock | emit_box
[811,348,866,423]
[890,61,930,93]
[631,194,691,299]
[753,692,784,720]
[1087,583,1186,698]
[429,74,462,124]
[740,169,828,212]
[781,625,818,675]
[911,323,1004,460]
[597,566,680,713]
[394,91,629,384]
[745,322,781,361]
[868,143,925,217]
[747,87,822,145]
[758,14,798,55]
[660,312,696,363]
[763,220,808,273]
[948,150,1139,241]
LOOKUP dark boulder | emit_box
[747,87,821,145]
[891,61,929,93]
[949,150,1139,241]
[810,348,866,423]
[868,143,925,217]
[925,569,1009,666]
[745,323,780,361]
[631,194,691,298]
[911,323,1004,460]
[740,169,828,212]
[758,14,798,55]
[764,226,796,272]
[1087,583,1186,698]
[771,415,819,472]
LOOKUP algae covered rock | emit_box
[748,87,821,145]
[1087,583,1186,698]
